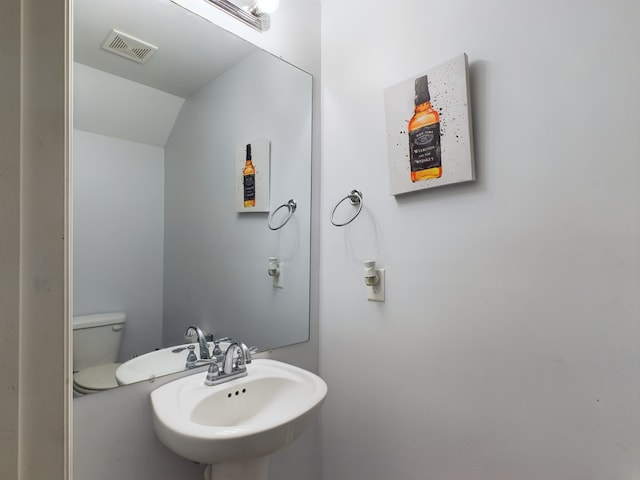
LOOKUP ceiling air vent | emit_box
[101,29,158,64]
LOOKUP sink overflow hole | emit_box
[227,388,248,398]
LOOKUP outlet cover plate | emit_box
[367,269,385,302]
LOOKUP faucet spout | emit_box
[185,325,211,360]
[222,342,252,375]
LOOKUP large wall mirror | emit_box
[72,0,312,395]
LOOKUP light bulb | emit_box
[255,0,279,14]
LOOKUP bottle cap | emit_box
[246,143,252,159]
[414,75,430,105]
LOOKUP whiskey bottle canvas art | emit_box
[384,53,475,196]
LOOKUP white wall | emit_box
[319,1,640,479]
[73,130,165,360]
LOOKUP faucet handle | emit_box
[212,336,232,356]
[189,357,220,371]
[185,345,198,369]
[204,362,220,386]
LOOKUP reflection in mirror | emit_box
[72,0,312,395]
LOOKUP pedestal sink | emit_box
[150,359,327,480]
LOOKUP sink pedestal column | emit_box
[204,457,269,480]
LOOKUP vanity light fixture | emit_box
[202,0,280,31]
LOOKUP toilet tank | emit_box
[73,312,126,371]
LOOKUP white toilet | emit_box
[73,312,126,396]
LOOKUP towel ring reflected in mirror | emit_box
[268,199,297,230]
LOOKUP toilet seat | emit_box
[73,363,121,393]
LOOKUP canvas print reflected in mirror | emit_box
[236,138,270,212]
[384,53,475,196]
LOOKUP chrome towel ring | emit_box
[268,199,297,230]
[330,189,363,227]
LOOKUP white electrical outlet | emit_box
[367,268,385,302]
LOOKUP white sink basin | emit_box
[150,359,327,464]
[116,342,229,385]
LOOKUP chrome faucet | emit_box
[184,325,211,360]
[194,342,253,386]
[186,340,254,386]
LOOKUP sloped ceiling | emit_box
[73,63,185,147]
[74,0,257,145]
[74,0,256,98]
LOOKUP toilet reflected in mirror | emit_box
[72,312,126,396]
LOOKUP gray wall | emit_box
[0,0,69,476]
[73,130,165,360]
[162,50,312,350]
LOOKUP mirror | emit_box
[72,0,312,393]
